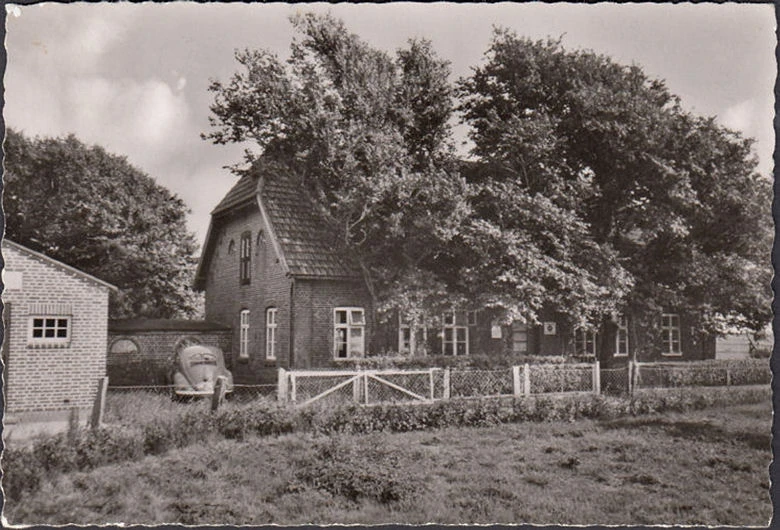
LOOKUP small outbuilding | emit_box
[2,239,116,425]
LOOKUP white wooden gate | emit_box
[279,368,439,407]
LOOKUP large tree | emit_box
[458,31,771,340]
[205,13,628,327]
[4,128,201,319]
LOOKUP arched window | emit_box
[109,339,139,356]
[240,232,252,284]
[266,307,277,360]
[256,230,266,255]
[239,309,250,359]
[227,239,235,255]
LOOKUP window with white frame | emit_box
[398,314,429,356]
[442,311,468,355]
[575,329,597,356]
[28,316,71,346]
[614,315,629,356]
[239,309,250,359]
[334,307,365,359]
[661,313,681,355]
[467,310,478,326]
[266,308,277,360]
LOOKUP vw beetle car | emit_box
[172,344,234,397]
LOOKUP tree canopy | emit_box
[4,128,201,319]
[205,16,771,335]
[458,32,771,336]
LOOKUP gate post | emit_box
[443,368,451,400]
[90,376,109,429]
[523,363,531,396]
[512,365,521,397]
[726,365,731,386]
[277,368,288,402]
[593,361,601,395]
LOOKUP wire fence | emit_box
[634,359,769,390]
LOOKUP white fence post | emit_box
[523,363,531,396]
[364,372,370,405]
[726,365,731,386]
[353,372,361,402]
[290,373,297,403]
[512,365,521,397]
[277,368,288,402]
[429,368,435,401]
[443,368,451,400]
[593,361,601,395]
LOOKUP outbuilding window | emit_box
[334,307,365,359]
[28,316,70,347]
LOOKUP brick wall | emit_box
[107,329,232,385]
[203,206,292,384]
[294,278,374,368]
[2,243,110,415]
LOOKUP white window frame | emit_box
[398,314,430,356]
[28,315,71,347]
[467,310,478,326]
[239,309,250,359]
[614,315,629,357]
[239,232,252,284]
[334,307,365,359]
[575,329,597,357]
[442,311,468,356]
[661,313,682,356]
[266,308,277,360]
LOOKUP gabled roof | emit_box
[194,161,363,290]
[3,239,118,291]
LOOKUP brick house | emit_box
[107,319,232,385]
[196,163,715,379]
[194,160,373,383]
[2,239,116,422]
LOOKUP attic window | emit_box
[239,232,251,284]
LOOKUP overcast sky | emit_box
[4,2,775,249]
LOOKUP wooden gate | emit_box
[281,368,439,407]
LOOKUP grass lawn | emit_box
[5,399,770,526]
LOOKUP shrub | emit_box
[294,437,418,503]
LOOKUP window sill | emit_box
[27,341,70,349]
[612,353,629,357]
[661,352,683,357]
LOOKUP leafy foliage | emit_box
[4,128,201,318]
[458,32,771,335]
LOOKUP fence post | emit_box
[364,372,369,405]
[523,363,531,396]
[90,376,108,430]
[593,361,601,395]
[353,372,361,402]
[429,368,435,401]
[726,365,731,386]
[631,361,639,394]
[277,368,288,402]
[211,376,227,412]
[627,361,633,395]
[291,373,297,403]
[512,365,521,397]
[443,368,451,400]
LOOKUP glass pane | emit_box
[457,342,467,356]
[335,310,348,324]
[444,328,453,341]
[57,319,68,328]
[33,318,43,327]
[335,328,347,342]
[45,329,55,337]
[444,312,455,325]
[45,318,56,327]
[456,328,467,341]
[32,329,43,338]
[349,328,364,355]
[335,340,347,358]
[57,329,68,338]
[350,310,365,325]
[444,342,454,356]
